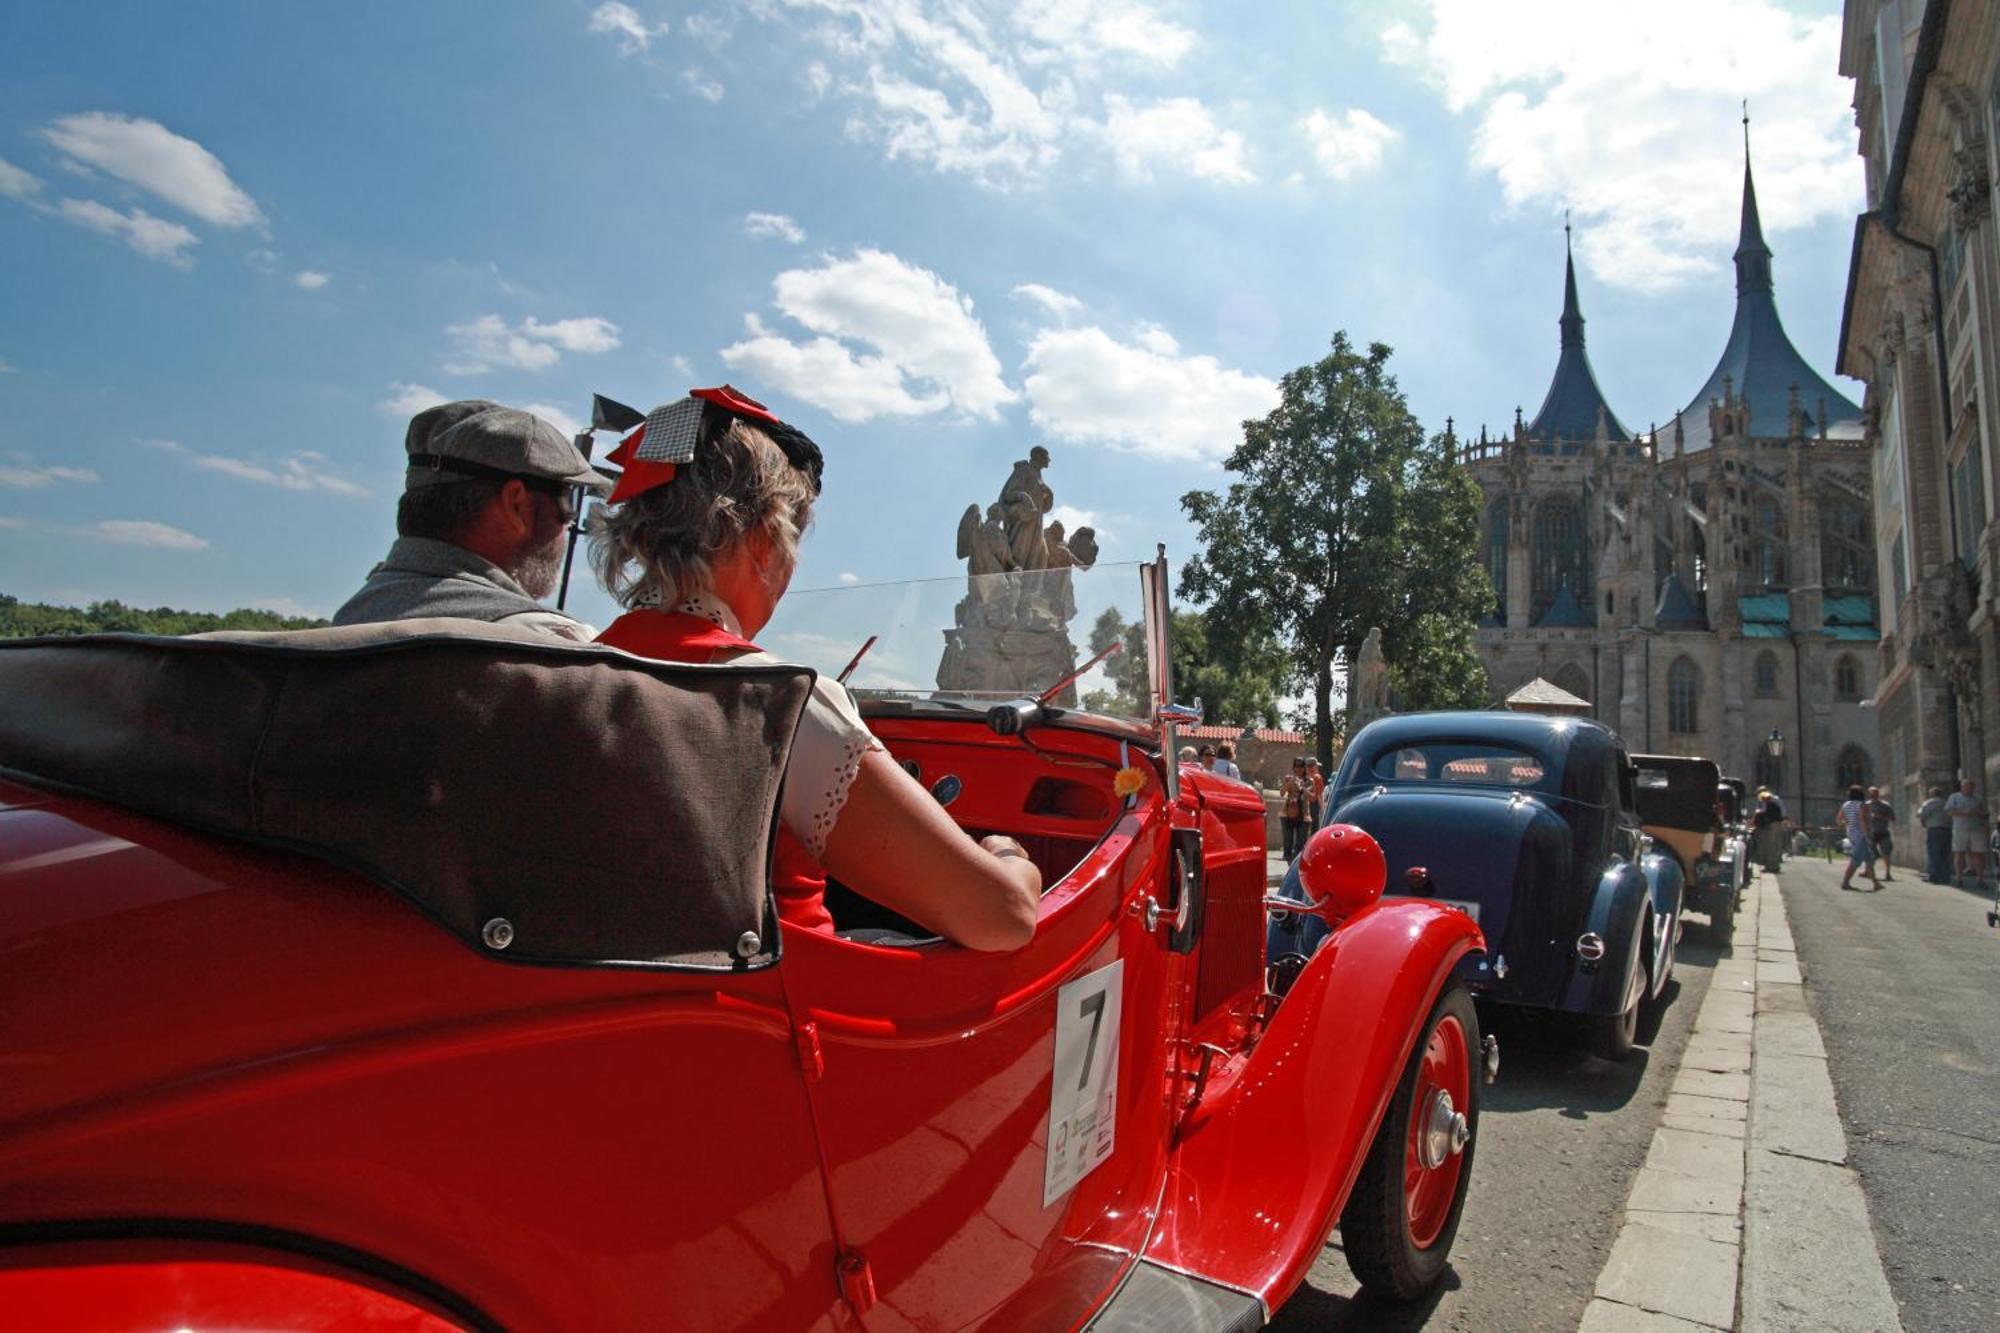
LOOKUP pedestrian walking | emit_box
[1279,758,1311,861]
[1213,742,1243,781]
[1838,785,1882,891]
[1946,779,1989,885]
[1864,785,1896,882]
[1918,785,1952,884]
[1752,787,1786,873]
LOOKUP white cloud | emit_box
[1013,282,1082,320]
[92,519,208,550]
[1048,502,1099,535]
[522,401,584,439]
[744,211,806,244]
[722,248,1016,420]
[838,570,861,585]
[588,2,664,54]
[379,382,448,417]
[682,69,726,102]
[54,198,200,267]
[0,459,98,488]
[42,112,262,228]
[1101,95,1254,183]
[293,269,330,290]
[686,10,732,48]
[767,1,1214,188]
[0,156,42,200]
[1385,0,1861,293]
[1022,324,1278,462]
[668,354,696,379]
[443,314,621,374]
[1301,107,1399,181]
[142,438,369,497]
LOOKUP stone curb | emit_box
[1580,865,1904,1331]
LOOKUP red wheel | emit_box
[1342,985,1480,1300]
[1404,1011,1472,1248]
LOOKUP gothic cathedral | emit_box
[1462,153,1882,826]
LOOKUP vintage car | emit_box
[1633,754,1748,943]
[1269,712,1682,1061]
[0,556,1488,1330]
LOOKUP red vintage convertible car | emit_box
[0,556,1486,1330]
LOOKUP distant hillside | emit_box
[0,593,328,639]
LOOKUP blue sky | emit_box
[0,1,1865,630]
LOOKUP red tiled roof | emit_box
[1180,724,1309,745]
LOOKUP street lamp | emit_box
[1764,729,1785,760]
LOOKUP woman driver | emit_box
[590,386,1040,951]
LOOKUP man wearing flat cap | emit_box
[332,400,610,639]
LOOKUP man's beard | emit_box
[514,509,568,600]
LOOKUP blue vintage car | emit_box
[1269,713,1683,1060]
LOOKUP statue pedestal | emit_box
[938,616,1081,707]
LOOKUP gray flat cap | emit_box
[403,399,612,493]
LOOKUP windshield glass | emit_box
[762,560,1157,720]
[1368,742,1548,788]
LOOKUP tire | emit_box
[1708,892,1736,945]
[1341,985,1479,1301]
[1589,926,1644,1062]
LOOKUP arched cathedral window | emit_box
[1668,656,1701,734]
[1754,651,1781,697]
[1532,499,1589,624]
[1835,654,1860,702]
[1822,496,1874,591]
[1835,744,1871,791]
[1757,498,1788,588]
[1485,498,1509,622]
[1553,662,1591,705]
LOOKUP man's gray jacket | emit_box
[332,537,594,641]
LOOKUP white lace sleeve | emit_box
[779,675,885,859]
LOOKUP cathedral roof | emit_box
[1525,237,1631,444]
[1655,574,1708,630]
[1537,585,1594,627]
[1670,153,1863,452]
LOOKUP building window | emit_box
[1754,651,1781,697]
[1835,744,1872,791]
[1532,499,1589,623]
[1822,495,1874,591]
[1668,656,1701,734]
[1757,498,1788,587]
[1485,498,1509,621]
[1835,654,1860,702]
[1951,448,1986,570]
[1554,662,1591,705]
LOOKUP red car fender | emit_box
[0,1238,478,1331]
[1141,900,1483,1313]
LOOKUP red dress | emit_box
[598,609,838,934]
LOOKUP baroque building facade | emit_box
[1460,160,1882,827]
[1839,0,2000,817]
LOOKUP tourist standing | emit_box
[1279,758,1311,860]
[1918,785,1951,884]
[1838,785,1881,892]
[1945,779,1989,885]
[1306,758,1328,822]
[1213,742,1243,781]
[1864,785,1897,882]
[1752,788,1786,873]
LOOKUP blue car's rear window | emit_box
[1369,743,1547,787]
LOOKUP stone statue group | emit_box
[938,445,1101,702]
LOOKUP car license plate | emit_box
[1386,892,1480,922]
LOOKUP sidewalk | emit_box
[1580,864,1903,1331]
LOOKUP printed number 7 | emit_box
[1077,991,1106,1091]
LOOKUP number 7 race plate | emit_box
[1044,959,1123,1206]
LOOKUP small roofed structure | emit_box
[1504,676,1593,717]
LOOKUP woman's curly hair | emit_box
[589,417,816,608]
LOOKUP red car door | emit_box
[777,766,1185,1331]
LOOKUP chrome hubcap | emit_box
[1420,1088,1468,1169]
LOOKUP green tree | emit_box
[1179,332,1491,768]
[0,592,327,639]
[1080,604,1290,728]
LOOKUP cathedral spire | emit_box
[1560,211,1585,350]
[1735,105,1773,295]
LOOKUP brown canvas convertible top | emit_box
[0,619,814,969]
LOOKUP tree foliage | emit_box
[1080,604,1291,728]
[1178,333,1491,767]
[0,593,326,639]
